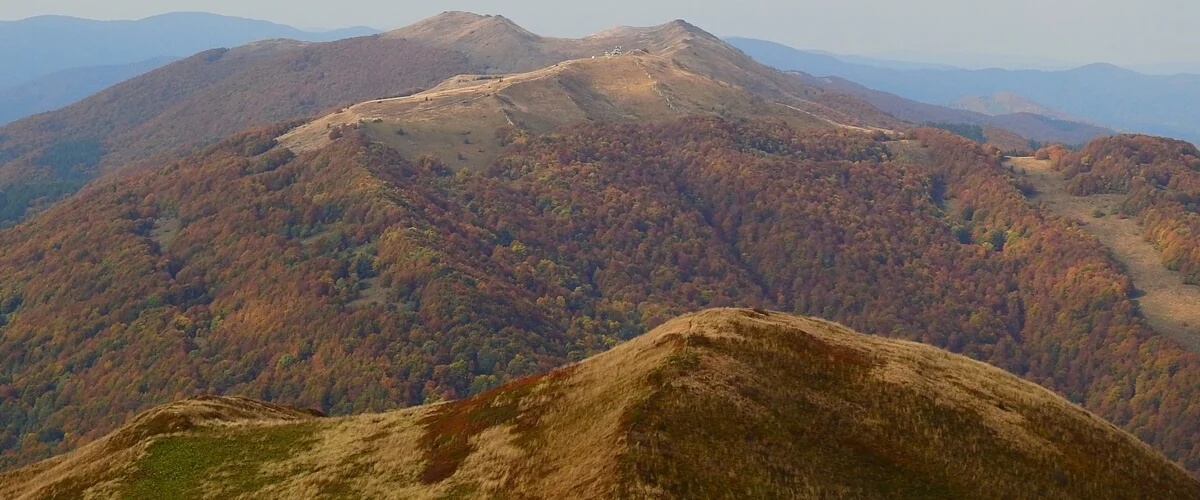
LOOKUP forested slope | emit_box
[0,36,472,226]
[1054,135,1200,285]
[1,119,1198,478]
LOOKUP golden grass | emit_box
[615,310,1200,498]
[6,309,1197,499]
[278,49,836,172]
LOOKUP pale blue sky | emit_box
[1,0,1195,67]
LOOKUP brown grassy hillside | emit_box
[386,10,898,127]
[281,13,904,168]
[373,12,905,138]
[280,51,835,169]
[3,309,1196,499]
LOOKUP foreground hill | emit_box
[3,117,1200,477]
[4,309,1196,499]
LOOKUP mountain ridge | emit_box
[3,12,1200,483]
[277,21,902,166]
[0,12,899,226]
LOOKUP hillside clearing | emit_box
[1011,156,1200,350]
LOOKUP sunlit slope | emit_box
[280,53,835,168]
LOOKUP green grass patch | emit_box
[121,422,319,499]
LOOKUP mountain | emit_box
[791,74,1114,147]
[728,37,1200,144]
[3,109,1200,478]
[727,38,1111,146]
[0,12,377,90]
[382,14,901,130]
[0,12,897,227]
[0,58,179,126]
[800,49,960,70]
[5,309,1197,499]
[3,11,1200,482]
[279,17,900,168]
[1129,61,1200,76]
[280,53,830,170]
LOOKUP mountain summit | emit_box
[385,12,545,72]
[4,309,1195,498]
[0,12,894,227]
[279,13,902,165]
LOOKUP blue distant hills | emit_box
[0,12,377,124]
[728,37,1200,144]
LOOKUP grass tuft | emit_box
[121,423,319,499]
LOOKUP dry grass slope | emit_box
[5,309,1196,499]
[280,12,904,170]
[280,53,835,169]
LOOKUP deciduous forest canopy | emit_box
[2,118,1199,479]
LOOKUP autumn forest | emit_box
[0,117,1196,478]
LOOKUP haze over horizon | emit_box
[2,0,1197,70]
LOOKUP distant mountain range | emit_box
[0,12,377,125]
[790,73,1114,147]
[728,37,1200,144]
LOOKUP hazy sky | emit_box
[2,0,1196,67]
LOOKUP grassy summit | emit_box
[5,309,1196,499]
